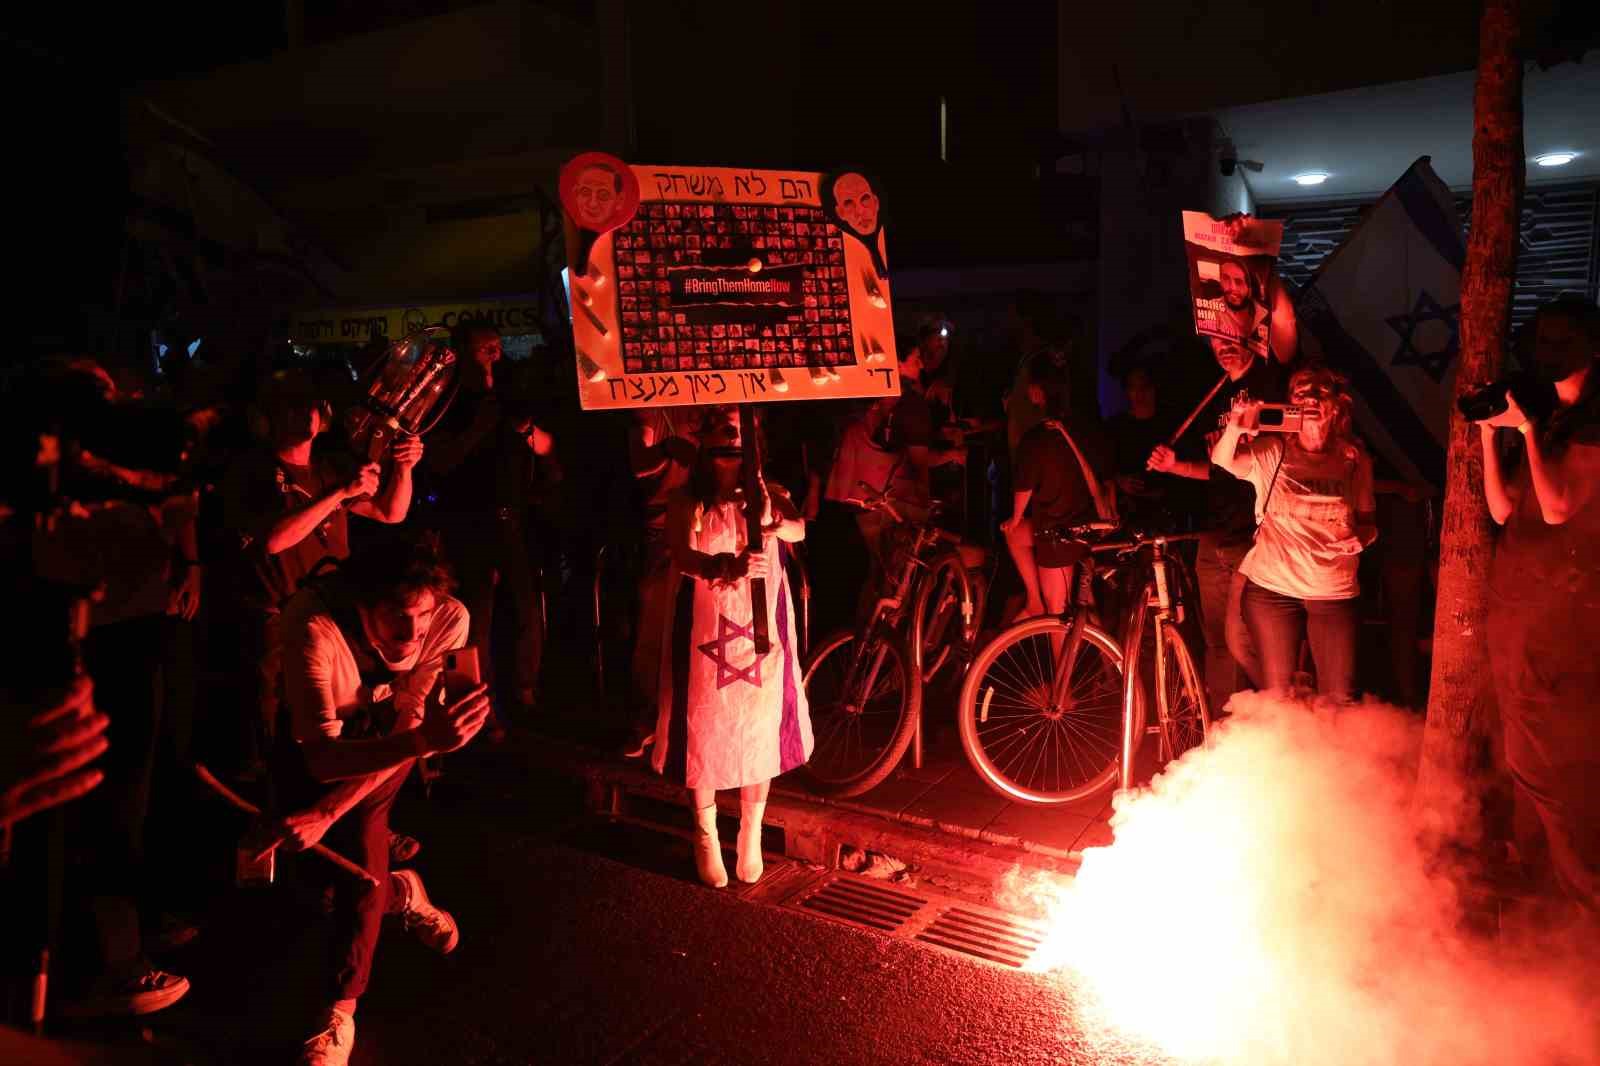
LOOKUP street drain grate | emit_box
[794,876,930,933]
[915,906,1044,968]
[784,876,1046,968]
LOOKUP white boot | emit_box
[692,804,728,888]
[736,801,765,883]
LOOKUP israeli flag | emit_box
[1295,157,1464,486]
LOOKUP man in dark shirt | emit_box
[221,370,422,771]
[420,323,556,728]
[1147,331,1290,709]
[1105,365,1195,531]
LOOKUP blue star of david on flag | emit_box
[698,614,763,689]
[1386,290,1460,383]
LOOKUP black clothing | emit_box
[1106,409,1197,528]
[874,391,933,452]
[1485,373,1600,913]
[1177,357,1287,539]
[1014,421,1112,529]
[419,388,550,704]
[220,448,350,610]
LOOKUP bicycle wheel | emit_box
[958,617,1131,805]
[914,553,982,687]
[1155,624,1210,764]
[800,627,921,796]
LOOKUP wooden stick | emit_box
[1167,372,1231,448]
[193,763,380,888]
[739,405,771,655]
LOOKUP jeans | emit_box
[1240,579,1359,701]
[277,754,411,1002]
[1194,533,1259,710]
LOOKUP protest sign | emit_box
[559,152,901,410]
[1182,212,1284,359]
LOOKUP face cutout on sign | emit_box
[821,170,888,280]
[831,172,879,237]
[559,152,642,277]
[573,165,623,229]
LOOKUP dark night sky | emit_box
[7,2,1057,337]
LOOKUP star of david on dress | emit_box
[698,614,764,689]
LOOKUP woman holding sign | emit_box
[1211,365,1376,702]
[652,413,812,888]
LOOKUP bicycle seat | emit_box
[1063,520,1121,540]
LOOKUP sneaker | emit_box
[392,869,459,954]
[299,1008,355,1066]
[389,832,422,864]
[60,968,190,1018]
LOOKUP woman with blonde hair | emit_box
[1211,364,1376,701]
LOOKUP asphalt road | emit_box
[55,737,1165,1066]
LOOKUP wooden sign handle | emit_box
[739,405,771,655]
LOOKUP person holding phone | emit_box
[1211,364,1375,702]
[263,533,486,1066]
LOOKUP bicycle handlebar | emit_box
[1088,529,1206,553]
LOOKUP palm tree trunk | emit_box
[1416,0,1524,831]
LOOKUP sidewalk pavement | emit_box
[530,680,1142,905]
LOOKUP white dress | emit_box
[651,491,812,789]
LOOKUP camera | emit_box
[1249,403,1310,434]
[1456,373,1558,424]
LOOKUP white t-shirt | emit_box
[1237,436,1374,601]
[280,587,470,743]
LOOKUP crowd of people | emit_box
[5,272,1599,1061]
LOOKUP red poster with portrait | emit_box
[1182,211,1284,361]
[558,155,900,410]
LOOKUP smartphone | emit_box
[1253,404,1307,433]
[442,647,481,702]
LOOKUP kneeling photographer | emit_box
[1212,365,1376,702]
[254,532,488,1066]
[1474,294,1600,917]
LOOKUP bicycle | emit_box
[799,485,988,796]
[955,525,1211,805]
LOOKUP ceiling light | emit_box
[1292,172,1330,186]
[1534,152,1577,167]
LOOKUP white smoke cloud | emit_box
[1005,692,1600,1066]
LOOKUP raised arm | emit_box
[1478,423,1514,526]
[263,467,375,554]
[350,435,423,524]
[1210,402,1258,481]
[1267,270,1299,365]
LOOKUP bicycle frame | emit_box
[1115,533,1202,791]
[844,502,975,772]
